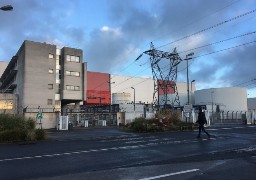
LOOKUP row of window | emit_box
[66,71,80,77]
[48,84,80,91]
[66,85,80,91]
[66,55,80,63]
[49,69,80,77]
[49,53,80,63]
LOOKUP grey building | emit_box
[0,61,8,77]
[0,40,87,128]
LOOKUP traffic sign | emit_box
[37,112,43,120]
[183,104,193,113]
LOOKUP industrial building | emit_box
[195,87,248,112]
[0,40,255,128]
[0,40,86,128]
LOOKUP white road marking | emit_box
[138,169,200,180]
[0,135,219,163]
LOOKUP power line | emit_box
[175,40,256,73]
[156,8,256,49]
[233,78,256,87]
[112,39,256,93]
[150,0,241,45]
[193,40,255,59]
[179,31,256,54]
[104,1,245,82]
[90,8,256,93]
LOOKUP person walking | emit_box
[196,107,210,138]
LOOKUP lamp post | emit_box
[131,87,135,111]
[211,90,214,124]
[0,5,13,11]
[185,52,194,105]
[190,80,195,103]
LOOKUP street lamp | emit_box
[131,87,135,111]
[0,5,13,11]
[190,80,195,103]
[185,52,194,105]
[211,90,214,123]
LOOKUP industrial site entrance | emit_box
[66,112,118,127]
[63,104,120,127]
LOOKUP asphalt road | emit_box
[0,125,256,180]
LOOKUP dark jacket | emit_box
[197,111,207,125]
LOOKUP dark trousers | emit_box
[198,124,210,137]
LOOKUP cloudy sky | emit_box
[1,0,256,97]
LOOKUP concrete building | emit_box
[248,98,256,110]
[0,61,8,77]
[0,40,86,128]
[1,40,253,128]
[195,87,248,111]
[110,74,194,107]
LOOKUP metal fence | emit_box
[182,110,256,125]
[67,113,118,127]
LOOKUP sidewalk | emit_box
[46,126,138,141]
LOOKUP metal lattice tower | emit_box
[142,42,182,109]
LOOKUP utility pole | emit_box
[136,42,183,109]
[131,87,135,111]
[185,53,194,105]
[211,90,214,124]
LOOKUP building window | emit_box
[0,100,13,109]
[75,56,80,62]
[66,71,71,76]
[48,84,53,89]
[49,69,53,74]
[49,53,54,59]
[66,71,80,77]
[47,99,53,105]
[66,55,80,63]
[66,85,80,91]
[71,71,80,77]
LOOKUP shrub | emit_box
[35,129,47,140]
[130,117,146,132]
[0,114,25,131]
[0,114,46,143]
[26,118,36,130]
[155,109,182,126]
[0,129,27,142]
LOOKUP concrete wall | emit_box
[22,41,56,109]
[111,75,154,104]
[158,82,196,106]
[61,47,83,101]
[110,75,195,107]
[248,98,256,110]
[117,104,155,125]
[195,87,247,111]
[25,112,57,129]
[0,61,8,77]
[82,62,87,102]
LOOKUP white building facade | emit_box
[195,87,248,111]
